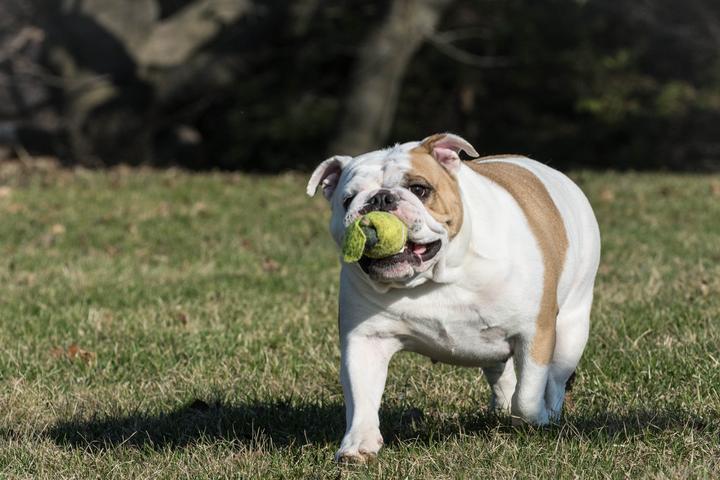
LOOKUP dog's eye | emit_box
[342,195,356,210]
[409,184,431,201]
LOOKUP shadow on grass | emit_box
[47,399,345,451]
[453,408,717,443]
[45,398,716,452]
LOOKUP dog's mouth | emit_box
[358,239,442,281]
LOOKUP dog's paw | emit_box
[490,393,512,416]
[336,449,377,465]
[511,396,551,426]
[510,403,551,427]
[335,428,383,464]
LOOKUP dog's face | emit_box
[308,133,479,288]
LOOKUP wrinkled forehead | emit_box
[339,142,426,190]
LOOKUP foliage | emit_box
[393,0,720,170]
[3,0,719,170]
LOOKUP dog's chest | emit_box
[381,288,514,367]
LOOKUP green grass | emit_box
[1,162,719,479]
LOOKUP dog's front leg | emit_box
[335,331,398,463]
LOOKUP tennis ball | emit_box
[342,211,408,263]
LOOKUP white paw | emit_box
[511,405,550,426]
[490,392,513,415]
[335,428,384,464]
[544,392,566,422]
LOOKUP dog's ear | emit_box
[306,155,351,200]
[419,133,479,174]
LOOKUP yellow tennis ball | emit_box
[342,211,408,263]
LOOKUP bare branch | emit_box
[0,26,44,64]
[136,0,252,67]
[431,27,493,44]
[428,34,512,68]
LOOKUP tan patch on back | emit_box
[408,146,464,238]
[466,160,568,365]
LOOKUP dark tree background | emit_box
[1,0,719,171]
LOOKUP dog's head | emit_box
[307,133,478,288]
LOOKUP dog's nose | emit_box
[367,190,399,211]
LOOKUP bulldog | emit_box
[306,133,601,463]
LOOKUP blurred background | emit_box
[1,0,719,172]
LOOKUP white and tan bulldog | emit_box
[307,133,601,463]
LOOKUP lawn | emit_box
[0,161,719,478]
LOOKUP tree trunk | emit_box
[329,0,453,156]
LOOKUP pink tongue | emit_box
[412,243,427,255]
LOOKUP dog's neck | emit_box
[428,196,472,284]
[432,164,508,284]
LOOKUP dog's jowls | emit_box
[307,133,601,463]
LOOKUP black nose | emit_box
[367,189,399,211]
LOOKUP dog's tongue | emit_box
[411,243,427,256]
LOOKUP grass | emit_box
[0,160,719,479]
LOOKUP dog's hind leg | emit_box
[483,357,516,415]
[544,295,592,419]
[510,333,554,425]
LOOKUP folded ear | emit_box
[419,133,479,174]
[306,155,351,200]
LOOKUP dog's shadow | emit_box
[46,398,715,451]
[48,399,345,451]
